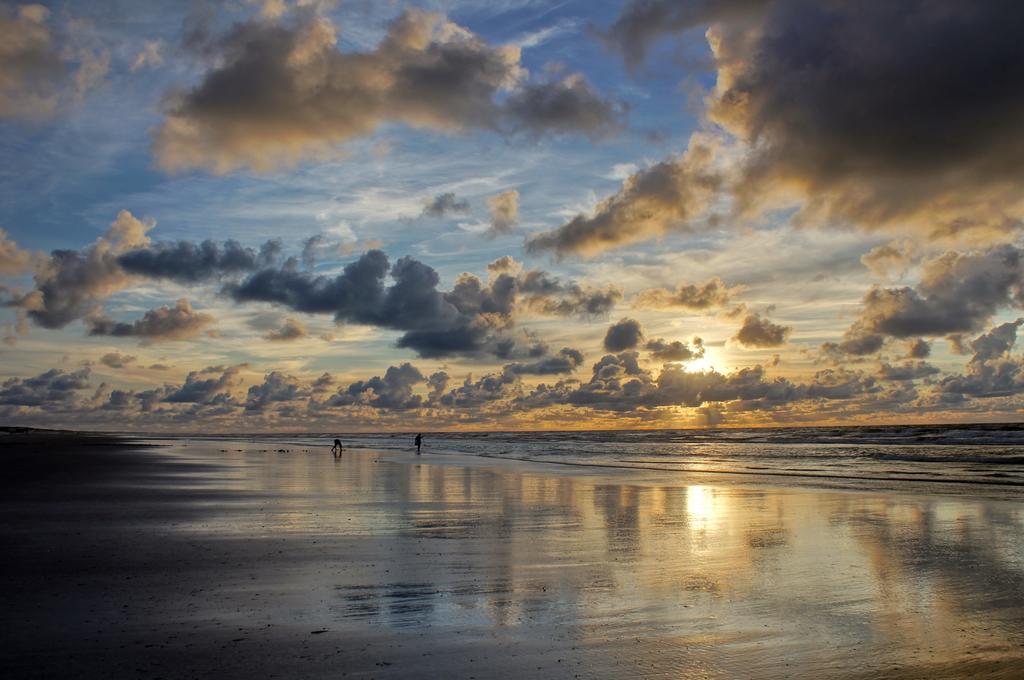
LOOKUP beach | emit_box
[2,432,1023,679]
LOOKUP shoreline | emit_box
[2,434,1023,678]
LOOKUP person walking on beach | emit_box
[331,438,343,457]
[414,433,422,455]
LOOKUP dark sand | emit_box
[2,431,1023,679]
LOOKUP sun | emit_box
[681,347,719,374]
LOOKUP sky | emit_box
[1,0,1023,432]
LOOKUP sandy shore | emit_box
[2,432,1023,679]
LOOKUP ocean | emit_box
[164,423,1024,493]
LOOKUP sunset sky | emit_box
[2,0,1023,431]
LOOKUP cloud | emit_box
[422,192,470,218]
[609,0,1024,242]
[486,190,519,236]
[299,233,371,268]
[0,367,91,406]
[646,337,704,362]
[819,329,886,360]
[486,255,519,275]
[154,8,623,173]
[878,361,940,382]
[503,347,584,376]
[697,405,725,427]
[229,250,618,358]
[262,316,306,341]
[163,365,244,404]
[130,40,164,72]
[847,245,1024,341]
[118,238,282,283]
[938,320,1024,399]
[99,351,136,369]
[515,267,621,318]
[0,4,108,120]
[326,363,424,410]
[634,276,733,309]
[861,241,916,281]
[21,210,154,329]
[733,313,790,348]
[526,136,724,256]
[603,318,644,352]
[438,370,518,408]
[245,371,307,412]
[0,228,36,274]
[601,0,769,68]
[907,339,931,359]
[502,73,626,140]
[87,299,215,342]
[543,354,808,413]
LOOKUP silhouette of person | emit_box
[414,433,422,455]
[331,439,343,457]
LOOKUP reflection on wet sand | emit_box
[4,441,1022,678]
[171,444,1024,677]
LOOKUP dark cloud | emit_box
[0,367,91,406]
[245,371,308,412]
[601,0,769,68]
[503,347,584,376]
[21,211,153,329]
[610,0,1024,240]
[503,74,626,140]
[312,372,334,392]
[163,365,244,405]
[118,238,282,283]
[439,371,518,408]
[733,313,790,348]
[847,245,1024,341]
[0,4,108,120]
[99,351,136,369]
[422,192,470,218]
[938,320,1024,399]
[228,250,617,358]
[819,330,886,361]
[634,276,733,309]
[604,318,644,352]
[326,363,424,410]
[646,337,704,362]
[516,268,621,318]
[155,8,623,173]
[802,369,877,401]
[426,371,449,400]
[878,361,940,382]
[87,299,214,342]
[526,138,723,256]
[907,338,931,359]
[262,316,306,341]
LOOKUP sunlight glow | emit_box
[686,485,717,522]
[682,347,719,374]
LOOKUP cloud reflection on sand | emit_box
[158,442,1024,676]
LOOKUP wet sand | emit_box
[2,433,1023,679]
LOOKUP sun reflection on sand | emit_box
[685,484,717,524]
[158,443,1024,676]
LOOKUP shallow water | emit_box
[4,438,1024,678]
[176,423,1024,492]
